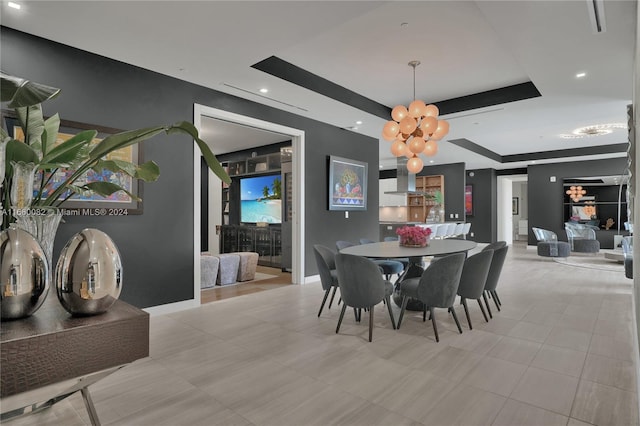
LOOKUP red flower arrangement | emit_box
[396,226,432,247]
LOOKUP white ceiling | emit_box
[1,0,635,171]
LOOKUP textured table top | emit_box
[340,239,477,259]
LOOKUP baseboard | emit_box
[304,274,320,285]
[143,299,200,316]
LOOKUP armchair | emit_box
[532,227,570,258]
[622,236,633,279]
[564,222,600,253]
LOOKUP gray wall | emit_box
[465,168,497,243]
[1,27,379,307]
[527,157,628,245]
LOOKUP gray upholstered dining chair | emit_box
[313,244,340,317]
[337,240,404,281]
[483,245,509,317]
[397,252,466,342]
[482,241,507,252]
[456,250,493,329]
[335,253,396,342]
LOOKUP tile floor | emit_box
[5,243,639,426]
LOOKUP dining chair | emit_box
[384,236,398,242]
[348,239,405,281]
[336,240,356,251]
[313,244,340,317]
[434,224,448,239]
[445,223,458,238]
[483,245,509,317]
[456,250,493,329]
[482,241,506,252]
[335,253,396,342]
[397,252,466,342]
[453,223,465,238]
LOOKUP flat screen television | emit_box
[240,174,282,224]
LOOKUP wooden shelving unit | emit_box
[407,175,444,222]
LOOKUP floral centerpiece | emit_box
[396,225,431,247]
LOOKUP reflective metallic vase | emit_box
[0,228,50,320]
[56,229,122,316]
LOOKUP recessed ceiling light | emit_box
[576,72,587,78]
[560,123,625,139]
[429,160,435,164]
[8,2,21,9]
[259,88,268,93]
[531,161,537,164]
[356,121,363,125]
[352,127,359,131]
[379,165,384,169]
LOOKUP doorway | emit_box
[193,105,305,306]
[497,174,527,244]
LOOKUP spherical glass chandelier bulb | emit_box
[406,156,423,174]
[404,148,414,159]
[399,116,417,134]
[425,104,439,117]
[408,137,426,153]
[420,116,438,135]
[431,120,450,140]
[423,140,438,156]
[382,121,400,141]
[566,190,572,195]
[408,100,427,118]
[390,140,407,157]
[391,105,409,122]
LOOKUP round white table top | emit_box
[340,239,477,259]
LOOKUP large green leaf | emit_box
[16,105,45,148]
[5,138,39,164]
[93,159,160,182]
[40,130,96,166]
[42,114,61,157]
[1,72,61,107]
[81,181,141,201]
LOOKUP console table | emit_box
[0,294,149,425]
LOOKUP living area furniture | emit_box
[565,222,601,253]
[216,253,240,285]
[0,295,149,425]
[623,236,633,279]
[200,254,220,289]
[456,250,493,329]
[313,245,340,317]
[237,252,259,281]
[482,245,509,317]
[219,225,282,268]
[532,227,571,257]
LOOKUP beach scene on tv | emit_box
[240,174,282,223]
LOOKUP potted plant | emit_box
[0,72,231,259]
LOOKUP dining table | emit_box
[340,239,477,310]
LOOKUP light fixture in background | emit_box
[575,72,587,78]
[381,61,449,174]
[560,123,626,139]
[566,185,587,202]
[8,1,21,9]
[259,88,269,93]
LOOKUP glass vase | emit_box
[9,161,37,209]
[12,208,63,268]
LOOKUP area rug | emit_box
[552,252,624,272]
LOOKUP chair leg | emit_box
[449,306,463,334]
[385,296,396,330]
[328,286,337,309]
[430,307,439,342]
[490,290,500,311]
[318,289,330,317]
[461,298,472,329]
[482,291,493,319]
[336,304,347,334]
[369,305,374,342]
[423,304,427,322]
[353,308,359,322]
[477,298,489,322]
[492,290,502,309]
[398,295,408,329]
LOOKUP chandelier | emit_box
[381,61,449,174]
[566,185,587,202]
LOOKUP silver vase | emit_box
[0,228,50,320]
[55,228,122,315]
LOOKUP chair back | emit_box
[532,227,557,242]
[482,241,507,252]
[453,223,465,237]
[445,223,457,237]
[335,253,385,308]
[359,238,376,245]
[462,223,471,237]
[457,250,493,299]
[565,223,597,240]
[435,224,448,239]
[336,240,356,251]
[384,236,398,242]
[415,252,465,308]
[484,245,508,291]
[313,245,337,291]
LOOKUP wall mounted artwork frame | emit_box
[328,155,367,211]
[464,184,473,216]
[3,111,143,214]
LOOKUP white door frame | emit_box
[497,174,527,244]
[193,105,305,305]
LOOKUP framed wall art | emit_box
[328,155,367,211]
[464,184,473,216]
